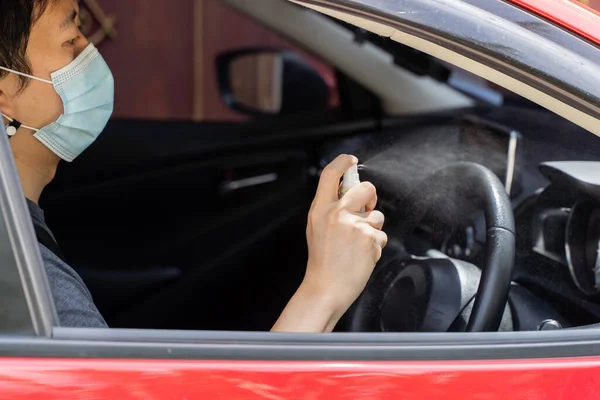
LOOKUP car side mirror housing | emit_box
[216,48,330,117]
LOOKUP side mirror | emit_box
[216,49,330,117]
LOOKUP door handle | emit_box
[220,173,278,194]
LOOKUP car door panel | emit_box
[39,115,378,329]
[0,356,599,400]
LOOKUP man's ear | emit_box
[0,78,16,121]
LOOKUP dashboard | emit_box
[533,195,600,297]
[566,201,600,296]
[520,161,600,326]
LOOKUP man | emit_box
[0,0,387,332]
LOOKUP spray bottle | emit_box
[339,164,365,212]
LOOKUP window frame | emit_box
[0,122,57,337]
[298,0,600,136]
[3,0,600,361]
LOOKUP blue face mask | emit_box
[0,43,114,162]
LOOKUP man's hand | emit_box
[271,154,387,333]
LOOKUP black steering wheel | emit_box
[349,162,515,332]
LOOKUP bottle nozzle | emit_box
[339,163,361,200]
[339,162,365,212]
[343,164,360,191]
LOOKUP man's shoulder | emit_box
[27,199,107,328]
[26,198,47,229]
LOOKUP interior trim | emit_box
[0,327,596,360]
[290,0,600,138]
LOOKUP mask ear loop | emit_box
[2,114,40,136]
[0,67,50,137]
[6,119,21,136]
[0,66,53,84]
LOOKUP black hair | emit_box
[0,0,58,92]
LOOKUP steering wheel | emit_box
[349,162,515,332]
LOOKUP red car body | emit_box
[2,357,600,399]
[2,0,600,399]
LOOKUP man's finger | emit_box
[365,191,377,213]
[362,210,385,230]
[341,182,377,213]
[315,154,358,203]
[339,180,376,211]
[375,230,388,250]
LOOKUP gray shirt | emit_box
[27,200,107,328]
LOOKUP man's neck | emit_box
[8,127,60,204]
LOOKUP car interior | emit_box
[36,0,600,333]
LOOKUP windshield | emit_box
[305,0,600,136]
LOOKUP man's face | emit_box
[0,0,89,129]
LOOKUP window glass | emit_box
[85,0,338,122]
[30,0,600,335]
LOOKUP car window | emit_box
[85,0,339,123]
[0,210,32,335]
[0,122,56,337]
[6,0,600,368]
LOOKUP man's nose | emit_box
[75,36,91,57]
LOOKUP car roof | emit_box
[507,0,600,47]
[333,0,600,47]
